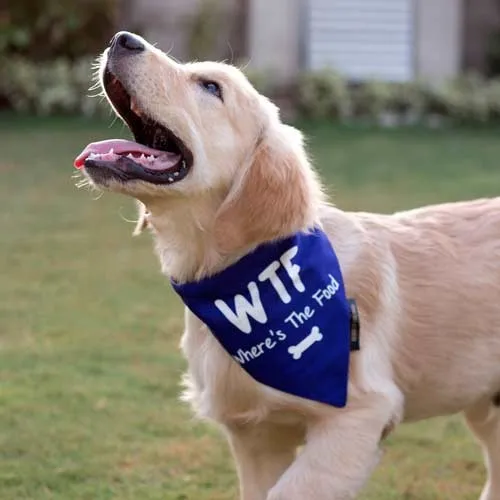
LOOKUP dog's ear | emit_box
[214,124,319,254]
[133,201,150,236]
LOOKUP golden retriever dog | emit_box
[75,31,500,500]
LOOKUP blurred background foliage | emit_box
[0,0,118,115]
[0,0,117,60]
[0,0,230,116]
[3,0,500,126]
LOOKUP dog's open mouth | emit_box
[74,68,193,185]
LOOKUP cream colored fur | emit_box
[85,34,500,500]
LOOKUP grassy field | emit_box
[2,114,500,499]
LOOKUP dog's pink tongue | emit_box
[74,139,164,169]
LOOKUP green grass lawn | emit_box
[2,115,500,500]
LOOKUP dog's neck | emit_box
[142,199,335,285]
[143,192,247,283]
[144,201,364,288]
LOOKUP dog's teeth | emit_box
[140,154,145,160]
[127,153,134,159]
[181,160,186,169]
[174,171,179,176]
[168,177,173,182]
[109,148,114,155]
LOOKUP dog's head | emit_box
[76,32,322,254]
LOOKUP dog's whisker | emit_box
[226,41,234,65]
[88,81,102,92]
[117,207,142,226]
[108,115,119,128]
[238,58,252,72]
[164,43,182,64]
[91,190,104,200]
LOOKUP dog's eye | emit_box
[199,80,223,100]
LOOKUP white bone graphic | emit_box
[288,326,323,360]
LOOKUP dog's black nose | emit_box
[111,32,145,53]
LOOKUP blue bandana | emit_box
[172,228,356,408]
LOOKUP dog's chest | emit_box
[181,313,279,422]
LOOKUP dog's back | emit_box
[337,197,500,421]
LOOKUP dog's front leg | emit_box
[226,422,305,500]
[267,394,398,500]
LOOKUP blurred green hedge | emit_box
[1,0,117,60]
[294,69,500,126]
[0,0,117,113]
[4,58,500,124]
[0,57,108,116]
